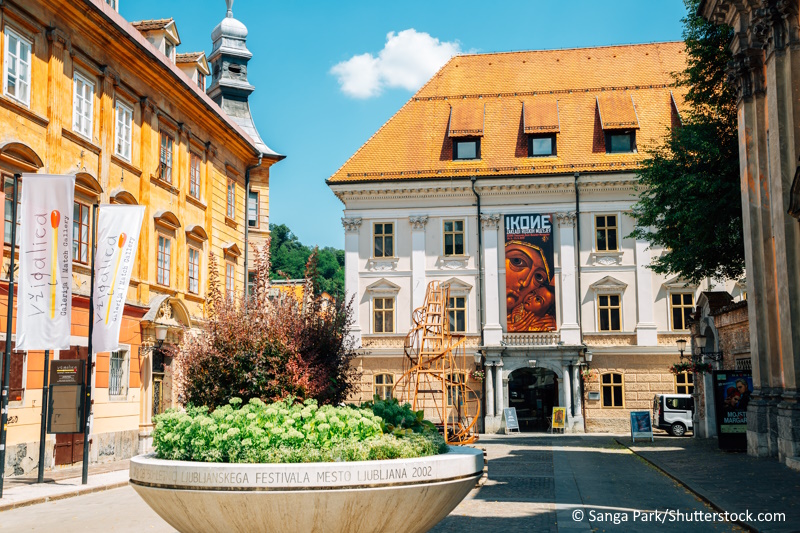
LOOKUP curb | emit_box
[614,438,757,533]
[0,480,129,513]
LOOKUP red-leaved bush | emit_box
[174,241,359,408]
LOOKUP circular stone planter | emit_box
[130,447,483,533]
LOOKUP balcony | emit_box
[502,332,561,347]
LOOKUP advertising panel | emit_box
[713,370,752,451]
[504,213,556,332]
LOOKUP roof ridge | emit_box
[131,17,174,24]
[453,40,684,58]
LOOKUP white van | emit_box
[652,394,694,436]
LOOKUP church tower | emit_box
[208,0,278,157]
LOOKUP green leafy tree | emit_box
[630,0,744,283]
[269,223,344,298]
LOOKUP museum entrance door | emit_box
[507,367,558,432]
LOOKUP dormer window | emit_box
[198,73,205,91]
[164,41,174,62]
[596,92,639,154]
[528,134,556,157]
[454,138,480,160]
[606,130,636,154]
[523,98,559,158]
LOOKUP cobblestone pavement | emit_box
[0,434,763,532]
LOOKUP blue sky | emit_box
[121,0,687,249]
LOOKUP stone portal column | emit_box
[634,238,658,346]
[555,212,580,345]
[409,216,428,313]
[495,362,504,420]
[484,361,495,418]
[561,365,572,424]
[343,218,363,346]
[481,214,503,346]
[572,364,584,431]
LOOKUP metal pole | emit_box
[0,174,20,497]
[37,350,50,483]
[81,204,98,484]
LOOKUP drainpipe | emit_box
[244,155,263,294]
[574,172,583,424]
[470,176,485,348]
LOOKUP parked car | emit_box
[652,394,694,436]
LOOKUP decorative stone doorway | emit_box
[507,367,558,431]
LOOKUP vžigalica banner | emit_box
[92,205,145,353]
[504,213,556,332]
[15,174,75,350]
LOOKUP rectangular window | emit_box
[373,223,393,258]
[248,190,259,228]
[4,175,21,245]
[606,130,635,153]
[108,349,129,398]
[227,180,236,219]
[528,134,556,157]
[601,373,624,408]
[164,41,174,61]
[247,270,256,296]
[374,374,394,401]
[226,262,235,301]
[72,202,90,264]
[373,297,394,333]
[159,133,173,183]
[447,372,465,407]
[670,293,694,331]
[448,296,466,333]
[453,139,480,160]
[443,220,464,256]
[4,28,32,106]
[675,372,694,395]
[595,215,618,251]
[598,294,621,331]
[197,73,205,91]
[73,73,94,139]
[0,349,25,403]
[157,235,171,286]
[189,153,201,199]
[115,101,133,161]
[188,247,200,294]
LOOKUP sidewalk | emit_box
[617,436,800,533]
[0,459,130,512]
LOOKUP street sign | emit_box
[47,360,86,434]
[630,411,653,442]
[503,407,520,434]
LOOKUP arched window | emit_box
[601,372,624,408]
[374,373,394,401]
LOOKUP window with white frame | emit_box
[4,27,31,106]
[115,100,133,161]
[73,72,94,139]
[374,373,394,401]
[373,297,394,333]
[226,262,235,302]
[108,349,129,399]
[157,234,171,286]
[188,246,200,294]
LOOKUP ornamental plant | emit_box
[669,362,713,375]
[153,397,447,463]
[174,241,359,408]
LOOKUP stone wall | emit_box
[3,429,138,478]
[583,352,680,432]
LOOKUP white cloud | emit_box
[330,29,461,99]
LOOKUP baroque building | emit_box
[700,0,800,470]
[0,0,281,475]
[329,42,743,433]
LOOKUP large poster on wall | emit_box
[713,370,753,451]
[505,213,556,332]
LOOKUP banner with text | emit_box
[505,213,556,332]
[92,205,145,353]
[16,174,75,350]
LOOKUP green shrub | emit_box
[153,397,447,464]
[364,397,438,436]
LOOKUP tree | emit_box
[269,223,344,298]
[629,0,744,284]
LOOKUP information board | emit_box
[552,407,566,430]
[47,360,85,434]
[503,407,520,433]
[630,411,653,442]
[713,370,752,451]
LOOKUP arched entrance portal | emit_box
[508,367,559,431]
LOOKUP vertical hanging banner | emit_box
[505,213,557,332]
[92,205,145,353]
[16,174,75,350]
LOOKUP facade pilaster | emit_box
[480,214,503,346]
[98,66,119,199]
[634,238,658,346]
[555,212,580,345]
[45,28,70,173]
[409,216,428,313]
[343,217,363,346]
[137,97,158,306]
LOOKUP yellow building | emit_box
[0,0,282,474]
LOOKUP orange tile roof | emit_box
[449,99,485,137]
[328,42,687,183]
[523,98,560,133]
[176,52,205,63]
[131,18,173,31]
[596,92,639,129]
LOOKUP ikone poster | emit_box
[714,370,753,451]
[505,213,556,332]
